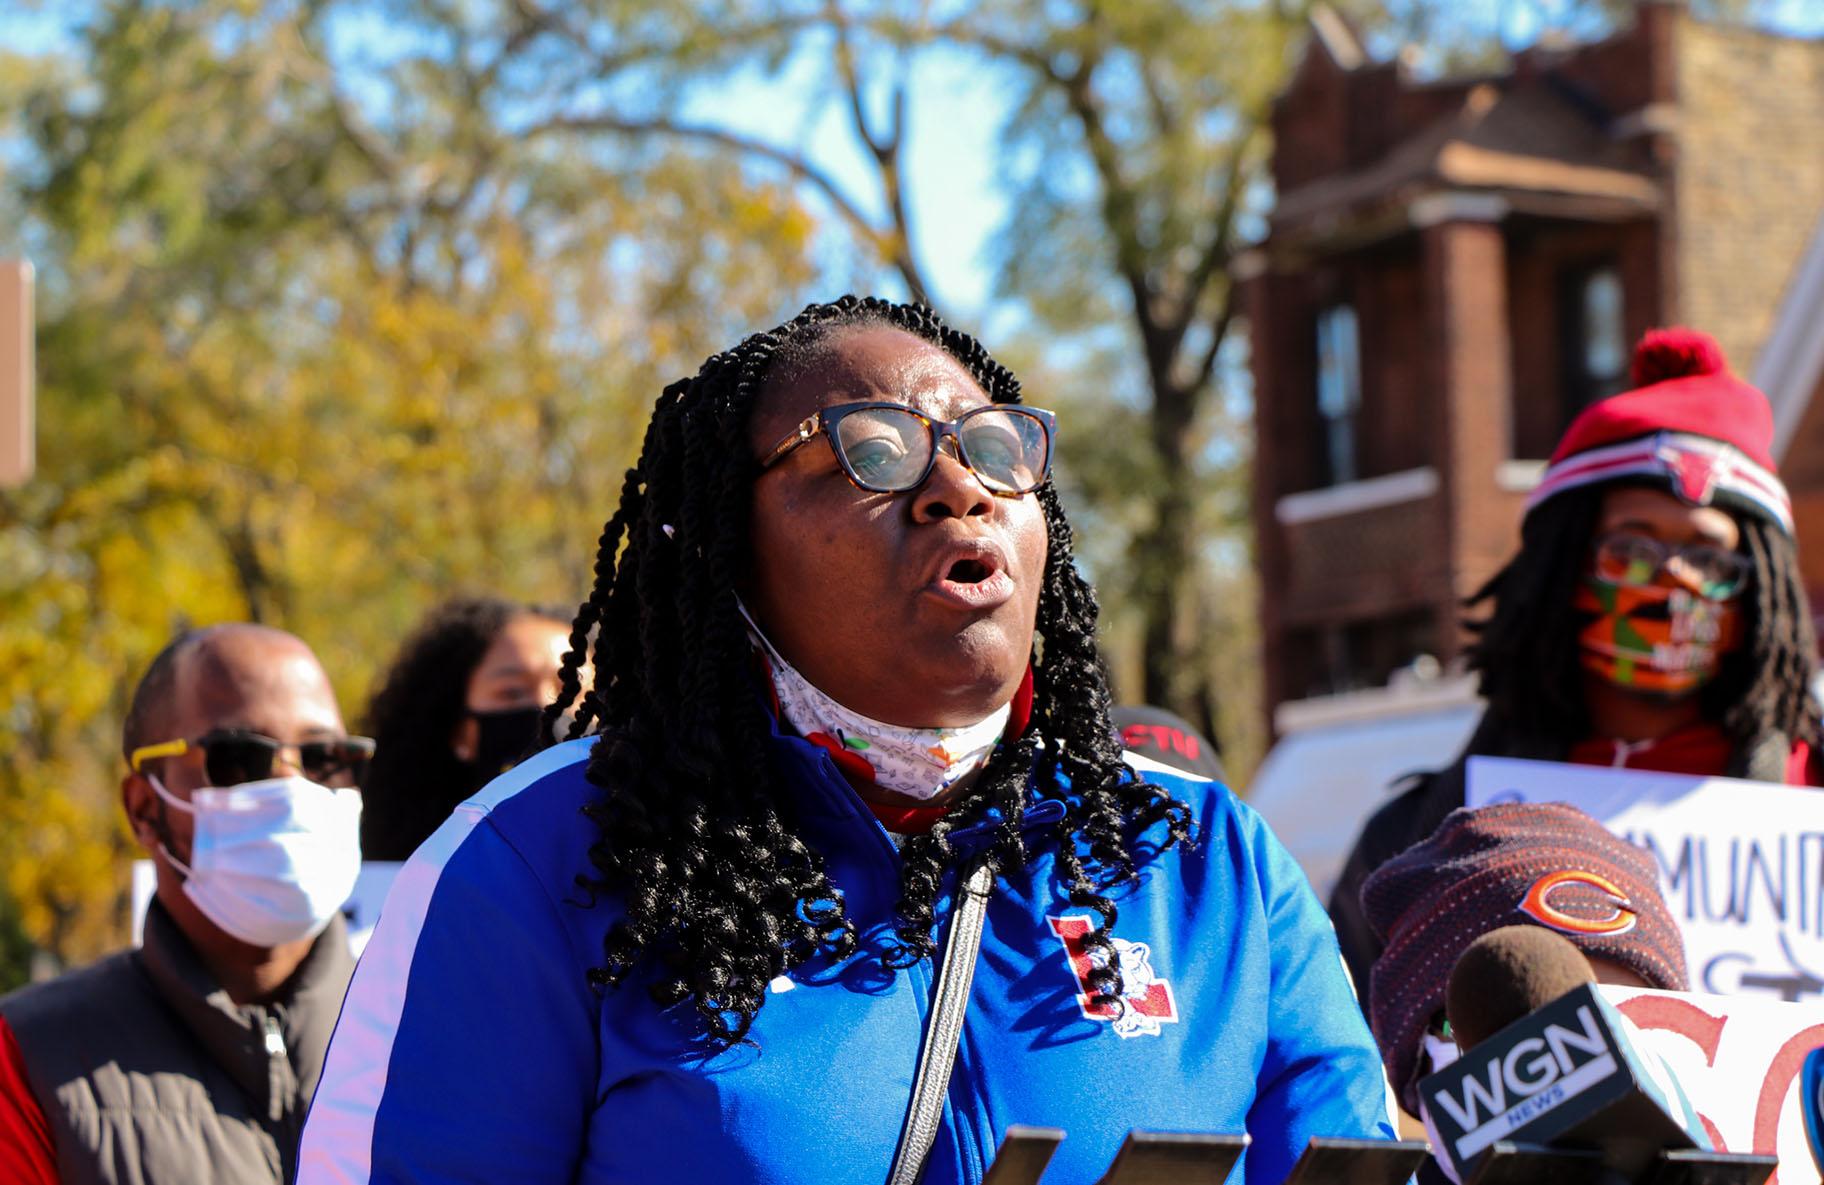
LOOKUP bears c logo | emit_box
[1518,869,1638,936]
[1047,916,1179,1039]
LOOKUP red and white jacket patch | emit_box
[1046,915,1180,1038]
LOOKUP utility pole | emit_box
[0,260,32,489]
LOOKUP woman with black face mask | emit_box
[359,597,572,860]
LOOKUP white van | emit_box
[1244,674,1482,901]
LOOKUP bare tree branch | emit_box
[823,3,933,306]
[1054,55,1179,388]
[870,87,933,307]
[1190,287,1239,398]
[1140,66,1177,143]
[522,112,927,287]
[830,2,886,159]
[533,10,845,90]
[878,15,1068,82]
[1157,121,1260,361]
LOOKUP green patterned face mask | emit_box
[1572,577,1742,696]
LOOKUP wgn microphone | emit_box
[1445,924,1595,1051]
[1418,926,1714,1184]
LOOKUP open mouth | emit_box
[947,558,994,584]
[925,543,1015,610]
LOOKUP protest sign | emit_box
[132,860,403,956]
[1467,757,1824,1004]
[1603,984,1824,1185]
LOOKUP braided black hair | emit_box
[362,597,567,860]
[541,295,1194,1046]
[1466,484,1819,760]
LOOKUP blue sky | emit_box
[674,41,1018,326]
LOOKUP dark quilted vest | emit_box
[0,903,352,1185]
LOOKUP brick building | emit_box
[1239,2,1824,722]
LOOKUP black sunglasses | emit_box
[129,729,375,789]
[758,401,1056,496]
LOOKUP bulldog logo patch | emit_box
[1047,915,1180,1038]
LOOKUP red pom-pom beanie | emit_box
[1525,327,1791,534]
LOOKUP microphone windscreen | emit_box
[1446,925,1595,1050]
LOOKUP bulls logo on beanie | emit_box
[1525,327,1792,534]
[1360,801,1688,1114]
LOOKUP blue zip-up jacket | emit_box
[299,727,1393,1185]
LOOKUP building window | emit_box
[1560,265,1627,418]
[1315,304,1361,486]
[1288,608,1438,699]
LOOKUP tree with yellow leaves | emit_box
[0,0,820,986]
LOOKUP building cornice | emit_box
[1276,466,1440,524]
[1407,191,1510,229]
[1608,102,1679,140]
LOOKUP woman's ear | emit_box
[450,714,479,763]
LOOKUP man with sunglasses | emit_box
[1329,327,1824,1005]
[0,623,369,1185]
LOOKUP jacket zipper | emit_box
[262,1010,302,1180]
[262,1011,288,1131]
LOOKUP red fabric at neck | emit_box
[1006,666,1034,737]
[1568,723,1821,785]
[1567,722,1732,775]
[867,800,952,835]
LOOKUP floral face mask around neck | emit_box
[735,599,1011,801]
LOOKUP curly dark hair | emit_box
[541,295,1194,1046]
[1465,483,1820,766]
[361,597,566,860]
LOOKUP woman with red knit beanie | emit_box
[1329,327,1822,1000]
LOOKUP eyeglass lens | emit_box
[201,733,370,788]
[1593,534,1749,598]
[832,406,1049,493]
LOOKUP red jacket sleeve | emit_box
[0,1015,57,1185]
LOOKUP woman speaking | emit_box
[299,297,1390,1185]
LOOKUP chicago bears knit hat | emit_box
[1360,801,1688,1113]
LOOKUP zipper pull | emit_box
[262,1013,286,1058]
